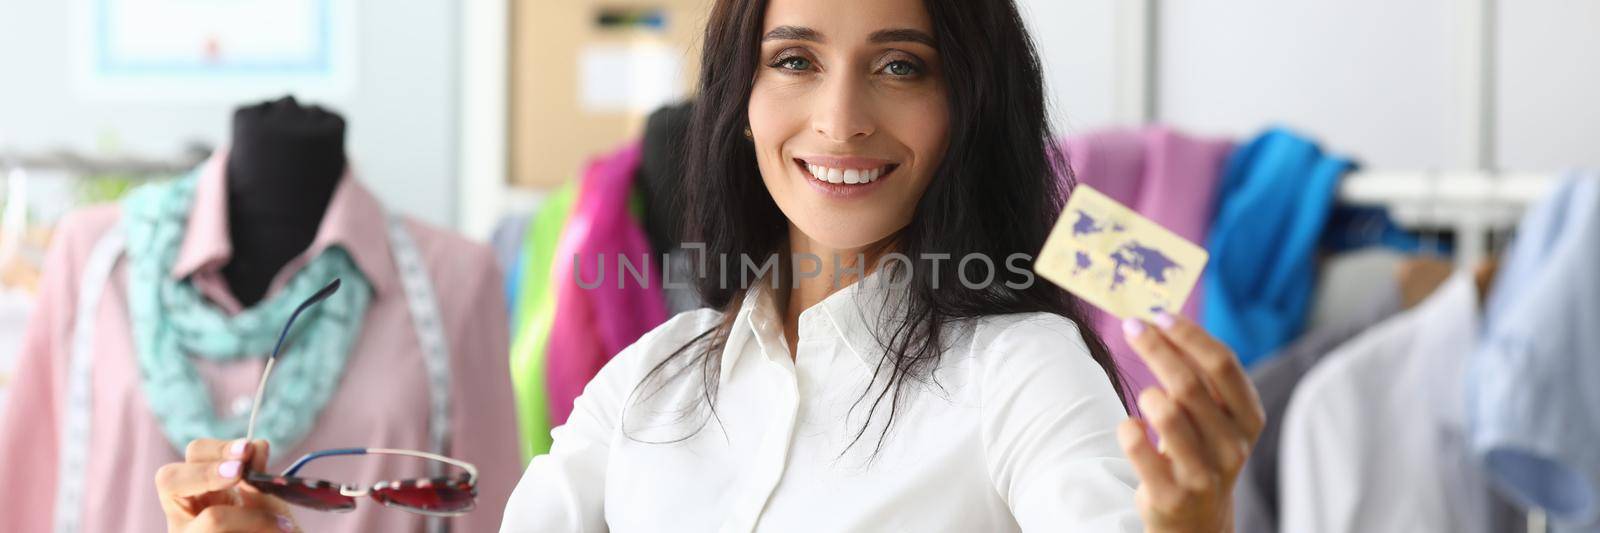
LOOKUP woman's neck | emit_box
[779,225,892,359]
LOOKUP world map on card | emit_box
[1035,185,1208,321]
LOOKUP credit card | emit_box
[1035,185,1209,321]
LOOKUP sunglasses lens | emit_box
[371,477,477,515]
[246,473,356,512]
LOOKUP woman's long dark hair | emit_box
[628,0,1129,458]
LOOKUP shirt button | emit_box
[230,396,254,417]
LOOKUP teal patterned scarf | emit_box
[123,175,371,454]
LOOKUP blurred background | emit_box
[1,1,1596,531]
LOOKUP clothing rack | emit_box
[1338,171,1553,267]
[0,148,207,177]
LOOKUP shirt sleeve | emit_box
[979,314,1142,532]
[499,315,664,533]
[443,249,523,533]
[0,213,92,533]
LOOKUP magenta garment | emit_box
[0,155,522,533]
[545,141,669,426]
[1059,126,1232,410]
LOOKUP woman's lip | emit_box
[793,155,898,170]
[795,158,894,197]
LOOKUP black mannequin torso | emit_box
[222,96,347,307]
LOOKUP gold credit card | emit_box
[1035,185,1209,322]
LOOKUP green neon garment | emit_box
[510,180,650,461]
[509,182,576,460]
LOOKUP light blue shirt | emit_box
[1472,172,1600,528]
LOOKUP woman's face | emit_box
[749,0,950,252]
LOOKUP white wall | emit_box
[1497,0,1600,171]
[1159,0,1465,169]
[1021,0,1600,171]
[1015,0,1121,134]
[0,0,460,227]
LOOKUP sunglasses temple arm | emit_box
[244,279,344,445]
[282,447,370,476]
[367,448,480,483]
[281,448,479,483]
[243,357,276,444]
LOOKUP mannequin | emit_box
[222,96,347,306]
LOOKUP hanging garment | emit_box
[490,212,535,321]
[1232,273,1402,533]
[0,288,32,414]
[0,154,521,533]
[509,182,578,459]
[1471,172,1600,528]
[121,174,373,455]
[546,141,669,428]
[501,267,1141,532]
[1060,126,1232,409]
[638,102,705,315]
[637,101,693,258]
[1279,272,1520,533]
[1203,128,1353,367]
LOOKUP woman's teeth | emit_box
[805,163,887,185]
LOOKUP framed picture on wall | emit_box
[72,0,357,101]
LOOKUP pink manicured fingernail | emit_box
[277,515,296,532]
[1121,318,1146,337]
[229,439,248,458]
[1152,311,1176,330]
[218,460,241,479]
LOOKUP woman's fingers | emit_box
[155,457,249,501]
[1123,317,1247,470]
[186,438,271,474]
[1150,313,1266,440]
[185,505,297,533]
[1136,388,1218,492]
[1117,418,1174,491]
[1119,418,1189,516]
[239,485,295,517]
[244,439,270,473]
[160,438,275,529]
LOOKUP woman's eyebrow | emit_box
[869,28,937,48]
[763,25,824,43]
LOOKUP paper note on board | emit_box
[578,43,683,113]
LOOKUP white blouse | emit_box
[500,271,1141,532]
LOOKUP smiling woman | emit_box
[153,0,1264,531]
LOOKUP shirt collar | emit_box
[170,149,398,295]
[721,266,911,385]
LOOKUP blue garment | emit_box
[1321,204,1428,255]
[507,248,527,323]
[1471,172,1600,528]
[489,212,537,327]
[1202,128,1353,367]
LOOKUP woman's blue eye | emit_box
[885,60,918,76]
[780,57,812,71]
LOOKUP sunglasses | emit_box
[239,279,479,516]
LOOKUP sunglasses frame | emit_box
[245,448,479,517]
[239,279,480,517]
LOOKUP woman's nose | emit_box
[812,76,876,142]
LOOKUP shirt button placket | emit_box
[721,350,802,533]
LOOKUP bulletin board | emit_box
[509,0,709,188]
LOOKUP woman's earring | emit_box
[743,126,753,139]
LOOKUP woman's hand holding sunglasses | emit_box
[155,438,299,533]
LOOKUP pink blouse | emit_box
[0,155,522,532]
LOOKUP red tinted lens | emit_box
[246,473,356,512]
[371,478,477,514]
